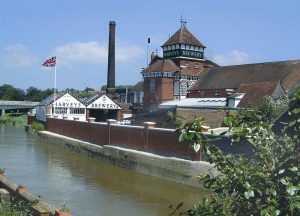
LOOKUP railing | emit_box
[0,100,39,106]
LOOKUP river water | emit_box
[0,124,206,216]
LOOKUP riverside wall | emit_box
[35,130,216,188]
[46,118,202,161]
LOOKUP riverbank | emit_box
[27,126,216,188]
[0,173,71,216]
[0,114,27,125]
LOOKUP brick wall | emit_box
[46,118,200,161]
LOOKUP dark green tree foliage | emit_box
[25,86,42,101]
[0,84,25,101]
[173,90,300,215]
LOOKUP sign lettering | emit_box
[163,49,204,59]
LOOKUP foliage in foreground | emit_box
[173,90,300,215]
[0,197,38,216]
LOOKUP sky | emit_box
[1,0,300,91]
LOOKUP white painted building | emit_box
[83,93,122,122]
[159,95,244,109]
[36,92,86,122]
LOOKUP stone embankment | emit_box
[0,174,71,216]
[28,126,216,188]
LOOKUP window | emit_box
[186,45,190,50]
[175,44,179,49]
[184,61,190,68]
[214,90,220,97]
[190,45,194,50]
[171,45,175,50]
[150,79,156,92]
[194,63,199,69]
[70,108,85,114]
[54,108,67,114]
[195,46,199,51]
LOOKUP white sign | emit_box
[87,95,121,109]
[51,93,84,108]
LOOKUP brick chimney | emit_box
[106,21,116,94]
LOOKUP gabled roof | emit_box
[83,92,121,109]
[142,59,179,73]
[132,81,144,91]
[162,27,206,48]
[39,92,80,105]
[189,60,300,92]
[204,59,220,68]
[175,67,200,76]
[237,82,284,108]
[81,92,106,105]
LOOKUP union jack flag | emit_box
[42,56,56,67]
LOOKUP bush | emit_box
[0,114,27,125]
[258,95,290,124]
[0,197,38,216]
[30,121,45,131]
[173,90,300,215]
[0,115,13,124]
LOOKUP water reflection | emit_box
[0,125,206,216]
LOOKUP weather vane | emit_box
[180,15,187,28]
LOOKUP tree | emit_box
[25,86,42,101]
[172,89,300,215]
[0,84,25,101]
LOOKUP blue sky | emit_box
[1,0,299,90]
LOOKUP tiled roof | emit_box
[204,59,219,68]
[132,81,144,91]
[162,27,206,48]
[189,60,300,92]
[142,59,179,73]
[175,67,200,76]
[237,82,284,107]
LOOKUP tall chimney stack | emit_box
[106,21,116,94]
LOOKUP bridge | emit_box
[0,100,39,116]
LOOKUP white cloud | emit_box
[0,44,37,68]
[212,50,250,66]
[52,41,144,68]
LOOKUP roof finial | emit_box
[180,15,187,28]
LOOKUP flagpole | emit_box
[54,63,56,115]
